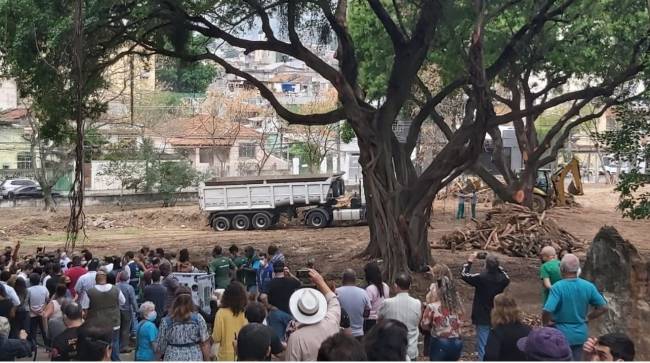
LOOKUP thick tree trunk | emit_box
[358,134,431,280]
[42,185,56,212]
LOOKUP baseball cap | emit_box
[517,327,572,361]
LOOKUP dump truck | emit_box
[198,173,366,231]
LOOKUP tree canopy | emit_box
[597,102,650,219]
[156,35,219,93]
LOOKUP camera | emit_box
[476,252,488,259]
[296,269,310,279]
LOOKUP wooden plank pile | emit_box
[436,203,583,257]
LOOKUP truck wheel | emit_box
[306,210,328,228]
[232,214,251,230]
[532,194,547,212]
[212,216,230,232]
[252,213,272,230]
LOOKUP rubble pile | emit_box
[436,203,583,257]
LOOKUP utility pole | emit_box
[336,120,342,173]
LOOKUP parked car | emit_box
[0,179,39,199]
[8,185,61,200]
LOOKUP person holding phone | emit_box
[460,252,510,360]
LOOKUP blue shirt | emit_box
[136,320,158,361]
[256,263,274,294]
[543,278,607,346]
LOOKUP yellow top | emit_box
[212,307,248,361]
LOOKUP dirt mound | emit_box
[86,207,208,230]
[1,207,209,239]
[436,203,583,257]
[1,215,69,237]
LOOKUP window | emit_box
[605,116,616,131]
[2,164,9,169]
[239,143,256,158]
[348,154,361,184]
[199,148,212,164]
[17,152,32,169]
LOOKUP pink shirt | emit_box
[365,283,390,320]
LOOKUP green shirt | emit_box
[540,258,562,302]
[231,256,248,283]
[209,256,236,289]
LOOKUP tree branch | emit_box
[366,0,406,48]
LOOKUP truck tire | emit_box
[232,214,251,230]
[212,216,230,232]
[306,209,328,228]
[252,212,273,230]
[532,194,547,212]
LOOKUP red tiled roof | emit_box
[165,114,261,147]
[0,108,29,123]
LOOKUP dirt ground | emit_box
[2,183,649,360]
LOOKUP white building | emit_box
[0,79,18,111]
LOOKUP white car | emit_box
[0,179,39,199]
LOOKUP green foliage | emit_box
[340,122,356,144]
[0,1,122,142]
[157,160,203,207]
[289,141,321,172]
[99,138,208,206]
[596,103,650,219]
[156,35,219,93]
[348,0,649,103]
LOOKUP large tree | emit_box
[351,0,650,210]
[101,0,649,278]
[0,0,143,248]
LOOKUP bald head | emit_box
[342,269,357,285]
[560,253,580,275]
[541,246,557,261]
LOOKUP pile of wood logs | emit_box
[436,203,583,257]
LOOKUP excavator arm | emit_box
[551,157,584,206]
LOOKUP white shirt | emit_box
[379,292,423,360]
[0,281,20,306]
[27,285,49,317]
[74,271,97,309]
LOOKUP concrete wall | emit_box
[0,191,197,209]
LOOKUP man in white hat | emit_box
[286,269,340,361]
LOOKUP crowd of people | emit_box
[0,241,637,361]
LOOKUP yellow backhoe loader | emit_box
[531,157,584,212]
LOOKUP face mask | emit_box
[147,312,157,321]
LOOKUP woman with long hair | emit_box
[363,262,390,333]
[10,277,30,339]
[156,292,211,361]
[213,281,248,361]
[42,284,70,342]
[484,293,531,361]
[420,263,464,361]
